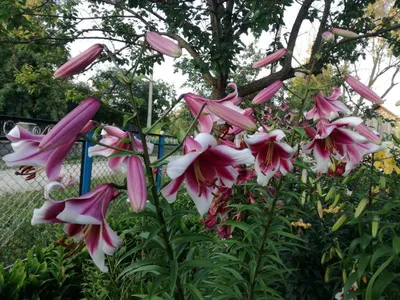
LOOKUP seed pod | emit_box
[335,248,343,260]
[301,169,308,184]
[355,198,368,218]
[332,214,348,232]
[372,215,379,238]
[317,182,323,196]
[325,186,336,201]
[330,247,334,259]
[324,266,332,282]
[332,194,341,207]
[301,190,307,206]
[351,166,366,182]
[317,200,323,219]
[312,176,323,185]
[321,253,327,264]
[342,269,348,283]
[380,176,386,189]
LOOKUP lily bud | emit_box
[252,81,283,104]
[252,48,287,69]
[54,44,104,78]
[127,156,147,212]
[355,123,381,144]
[345,75,384,104]
[39,97,100,151]
[146,32,182,58]
[322,31,334,41]
[331,28,359,39]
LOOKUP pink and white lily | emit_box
[3,120,96,181]
[302,117,382,173]
[32,183,122,272]
[245,130,297,185]
[161,133,254,215]
[88,126,151,212]
[183,83,257,133]
[305,88,351,121]
[88,125,153,172]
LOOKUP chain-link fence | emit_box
[0,118,179,265]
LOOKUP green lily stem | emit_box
[248,43,323,299]
[144,94,184,134]
[100,100,135,116]
[247,179,282,300]
[126,83,185,300]
[150,102,207,167]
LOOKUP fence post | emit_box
[79,131,93,195]
[156,132,165,191]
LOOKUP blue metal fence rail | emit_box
[78,131,175,195]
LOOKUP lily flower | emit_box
[54,44,104,78]
[146,32,182,58]
[3,120,96,181]
[184,83,257,133]
[88,125,153,172]
[302,117,382,173]
[344,75,384,104]
[39,97,100,151]
[305,88,351,121]
[245,130,297,185]
[31,183,122,272]
[252,81,283,105]
[161,133,254,215]
[252,48,287,69]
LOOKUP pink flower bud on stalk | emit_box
[331,28,359,39]
[145,32,182,58]
[127,156,147,212]
[344,75,384,104]
[54,44,104,78]
[252,81,283,104]
[39,97,100,151]
[355,123,381,144]
[252,48,287,69]
[322,31,334,41]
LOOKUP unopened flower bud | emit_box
[332,28,359,39]
[252,81,283,104]
[146,32,182,58]
[322,31,334,41]
[252,48,287,69]
[54,44,104,78]
[345,75,383,104]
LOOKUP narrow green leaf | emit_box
[365,255,396,300]
[183,283,204,300]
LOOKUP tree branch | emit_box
[160,32,217,86]
[310,0,331,62]
[238,0,315,97]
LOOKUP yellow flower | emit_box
[291,219,311,229]
[373,143,400,175]
[323,206,342,214]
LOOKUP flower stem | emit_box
[126,83,185,300]
[247,179,282,300]
[150,102,207,167]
